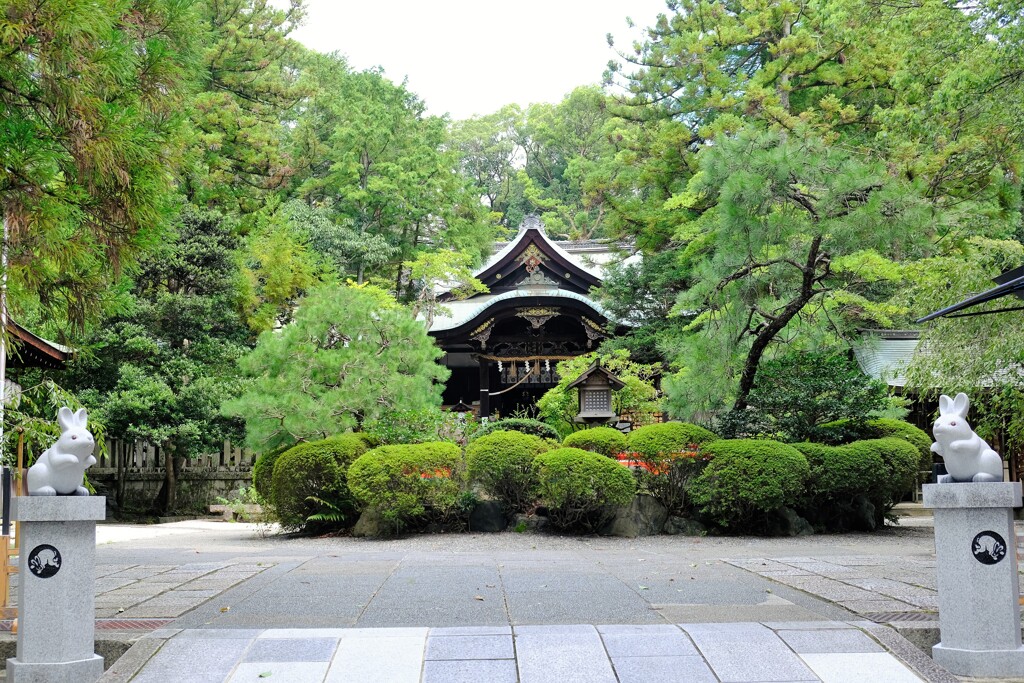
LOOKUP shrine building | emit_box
[428,216,627,418]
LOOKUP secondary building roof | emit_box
[917,264,1024,322]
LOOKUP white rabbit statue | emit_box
[27,407,97,496]
[931,392,1003,483]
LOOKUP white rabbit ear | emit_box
[74,408,88,427]
[938,395,952,415]
[952,392,970,418]
[56,406,75,431]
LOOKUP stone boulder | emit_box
[766,506,814,537]
[851,495,878,531]
[512,513,548,532]
[351,507,389,538]
[599,495,668,538]
[469,500,508,532]
[663,515,707,536]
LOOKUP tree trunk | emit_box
[155,443,177,514]
[732,236,823,410]
[115,440,126,510]
[778,16,792,113]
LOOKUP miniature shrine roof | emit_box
[565,359,626,391]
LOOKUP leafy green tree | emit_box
[664,129,928,415]
[67,209,252,512]
[404,251,487,329]
[224,284,449,450]
[448,105,525,227]
[900,238,1024,457]
[0,0,201,325]
[184,0,307,213]
[518,87,616,239]
[290,56,493,285]
[239,200,323,332]
[597,0,1024,421]
[721,351,889,442]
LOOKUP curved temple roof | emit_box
[429,289,614,333]
[428,216,622,333]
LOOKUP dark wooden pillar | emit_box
[479,358,491,418]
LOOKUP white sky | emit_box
[289,1,669,120]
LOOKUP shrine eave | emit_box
[6,321,72,369]
[428,290,615,338]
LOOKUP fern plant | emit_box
[304,495,347,527]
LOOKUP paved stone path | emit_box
[68,517,972,682]
[724,555,940,619]
[105,622,928,683]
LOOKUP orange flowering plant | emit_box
[622,423,719,514]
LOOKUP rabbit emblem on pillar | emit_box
[931,393,1003,483]
[26,407,97,496]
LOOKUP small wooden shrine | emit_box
[566,360,625,423]
[429,217,626,417]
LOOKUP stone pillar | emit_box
[7,496,105,683]
[479,358,490,418]
[922,482,1024,678]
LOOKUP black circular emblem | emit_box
[972,531,1007,565]
[27,544,61,578]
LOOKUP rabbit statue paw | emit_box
[931,393,1003,484]
[26,407,97,496]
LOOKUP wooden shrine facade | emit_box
[429,217,623,418]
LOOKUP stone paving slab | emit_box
[103,622,930,683]
[723,557,943,619]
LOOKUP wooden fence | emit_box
[98,439,256,473]
[91,439,256,513]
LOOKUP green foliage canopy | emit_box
[0,0,201,324]
[224,284,448,450]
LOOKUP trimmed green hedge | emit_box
[466,430,549,512]
[270,434,370,531]
[818,418,932,471]
[562,427,627,458]
[866,419,932,470]
[252,443,293,503]
[627,422,718,459]
[625,423,718,515]
[844,438,920,523]
[793,441,885,530]
[473,418,560,442]
[689,439,809,531]
[534,447,636,531]
[347,442,464,530]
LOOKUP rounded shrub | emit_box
[534,447,636,531]
[627,422,718,459]
[347,442,464,531]
[473,418,560,442]
[624,423,718,514]
[793,441,886,530]
[270,434,370,531]
[866,419,932,470]
[252,442,293,502]
[817,418,931,471]
[465,430,548,513]
[689,439,809,531]
[562,427,627,458]
[841,438,920,522]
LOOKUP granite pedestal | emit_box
[923,482,1024,677]
[6,496,105,683]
